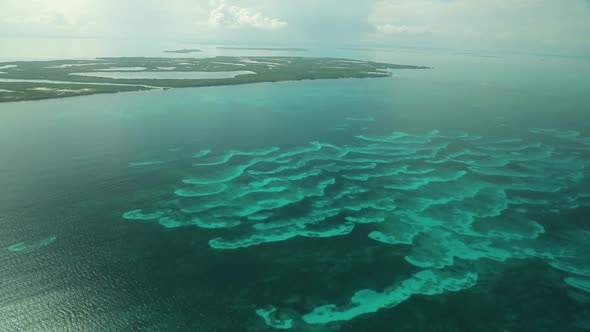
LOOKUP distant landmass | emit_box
[165,49,202,54]
[217,47,308,52]
[0,56,428,102]
[342,47,503,58]
[341,47,388,51]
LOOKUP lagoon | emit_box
[70,70,257,80]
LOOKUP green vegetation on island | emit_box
[0,56,429,102]
[0,81,152,102]
[164,49,202,54]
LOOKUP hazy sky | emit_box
[2,0,590,53]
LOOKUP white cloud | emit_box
[1,0,97,27]
[0,0,210,38]
[209,0,287,30]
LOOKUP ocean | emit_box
[1,40,589,331]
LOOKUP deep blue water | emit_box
[1,47,590,331]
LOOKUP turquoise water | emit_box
[1,46,590,331]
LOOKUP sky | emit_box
[1,0,590,54]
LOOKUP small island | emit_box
[0,56,429,102]
[341,47,397,52]
[217,47,308,52]
[164,49,202,54]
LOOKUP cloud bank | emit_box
[209,0,287,30]
[0,0,588,53]
[369,0,590,50]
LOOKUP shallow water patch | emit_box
[6,236,57,253]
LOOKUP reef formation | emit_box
[123,124,590,329]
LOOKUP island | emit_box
[217,47,308,52]
[164,49,202,54]
[340,47,397,52]
[0,56,429,102]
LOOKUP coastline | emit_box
[0,56,428,103]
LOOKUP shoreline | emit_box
[0,56,428,103]
[0,75,400,105]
